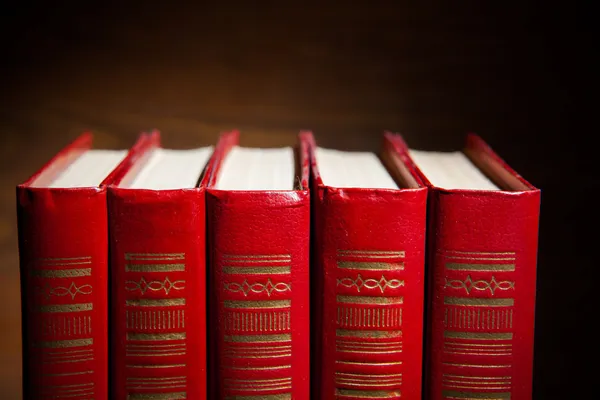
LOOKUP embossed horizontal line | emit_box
[444,331,513,340]
[223,300,291,309]
[443,362,511,369]
[222,266,291,275]
[337,296,403,305]
[43,382,94,389]
[224,334,291,343]
[335,389,401,398]
[336,329,402,339]
[126,264,185,272]
[31,268,92,278]
[42,370,93,377]
[338,250,405,256]
[443,250,515,256]
[126,343,185,349]
[127,392,187,399]
[126,364,186,369]
[337,372,403,378]
[127,352,186,357]
[127,376,186,382]
[126,298,186,307]
[442,390,511,399]
[335,360,403,367]
[443,374,512,381]
[125,253,185,260]
[444,255,516,261]
[223,254,291,259]
[127,332,186,341]
[446,263,515,272]
[337,262,404,271]
[224,365,291,371]
[224,395,291,400]
[444,297,514,307]
[39,303,93,313]
[35,338,93,348]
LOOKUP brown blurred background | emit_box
[0,2,592,399]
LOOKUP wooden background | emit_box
[0,2,592,398]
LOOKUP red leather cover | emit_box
[206,131,311,399]
[16,132,146,400]
[305,132,428,400]
[108,131,219,400]
[393,133,541,400]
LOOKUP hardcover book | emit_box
[16,132,143,400]
[206,131,311,399]
[107,130,217,399]
[394,133,541,400]
[304,132,428,400]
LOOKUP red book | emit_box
[206,131,310,399]
[16,132,145,400]
[108,131,218,399]
[394,133,541,400]
[305,132,428,400]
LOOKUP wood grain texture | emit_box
[0,2,591,399]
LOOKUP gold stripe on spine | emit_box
[444,297,514,307]
[444,331,513,340]
[126,364,186,369]
[125,264,185,272]
[43,370,93,377]
[127,332,186,341]
[127,393,187,399]
[441,391,511,399]
[337,262,404,271]
[125,253,185,260]
[223,254,291,259]
[225,365,292,371]
[443,362,511,368]
[224,395,291,400]
[338,250,405,257]
[443,250,515,255]
[126,298,186,307]
[224,300,291,309]
[36,338,93,348]
[224,334,291,343]
[222,266,291,275]
[32,269,92,278]
[335,389,401,398]
[336,329,402,339]
[337,296,403,305]
[335,360,403,367]
[39,303,93,313]
[445,263,515,272]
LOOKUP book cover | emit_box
[16,132,145,400]
[394,133,541,400]
[305,131,428,400]
[206,131,311,399]
[108,130,218,399]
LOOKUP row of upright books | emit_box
[17,130,541,400]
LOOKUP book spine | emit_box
[17,187,109,400]
[315,187,427,400]
[207,190,310,399]
[108,189,207,399]
[424,190,541,400]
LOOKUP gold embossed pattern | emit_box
[221,254,293,398]
[124,252,188,398]
[30,256,96,397]
[440,250,516,399]
[334,250,405,399]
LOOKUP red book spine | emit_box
[206,134,310,399]
[308,133,428,400]
[108,134,213,399]
[413,136,541,400]
[16,133,132,400]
